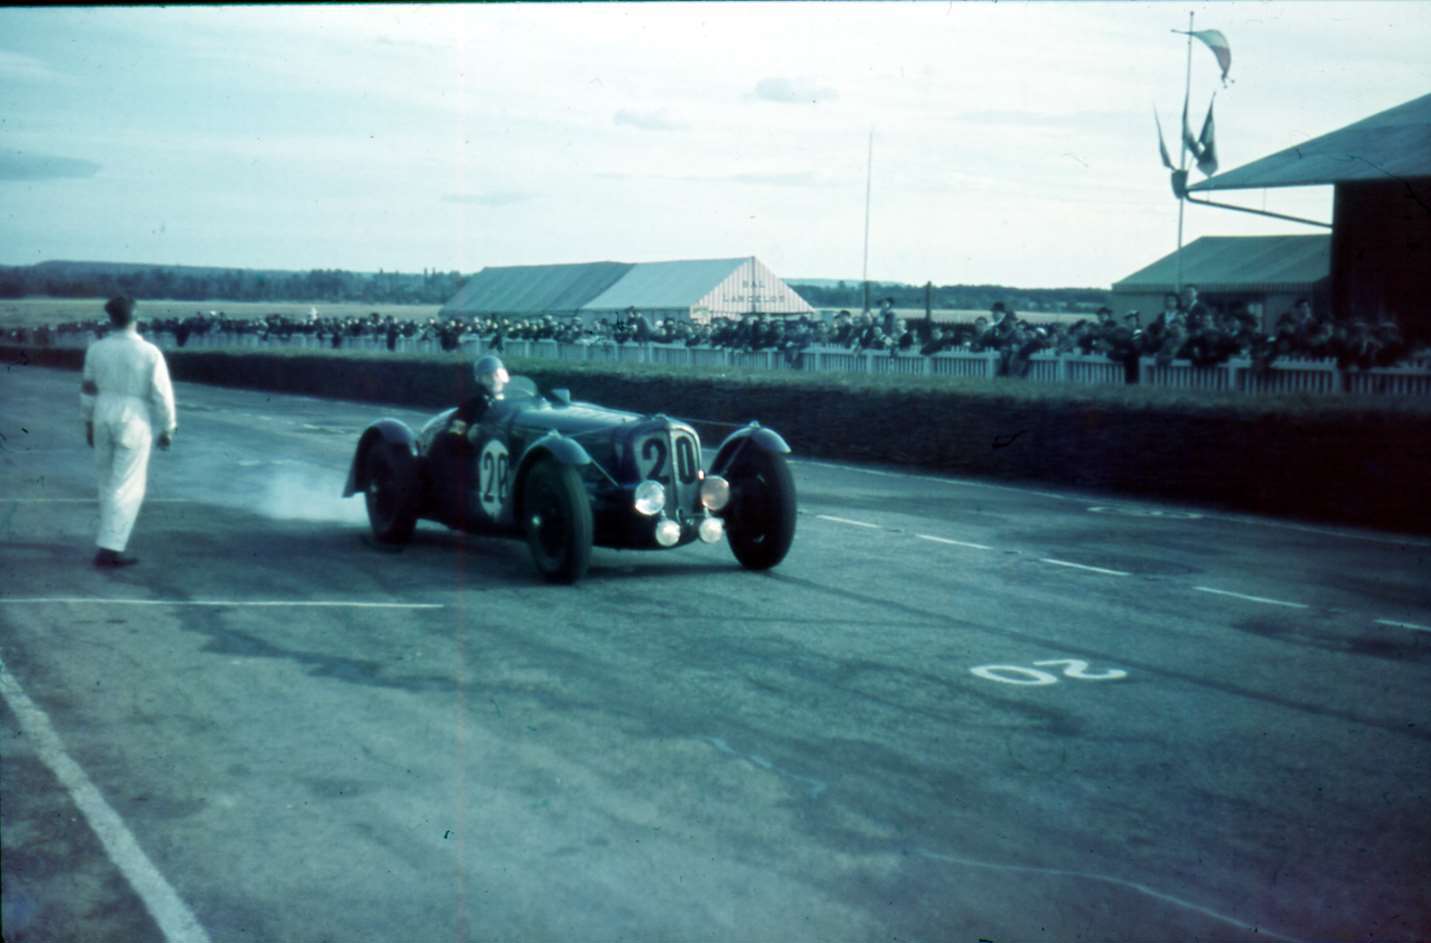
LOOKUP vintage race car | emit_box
[342,376,796,582]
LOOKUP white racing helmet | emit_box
[474,354,509,398]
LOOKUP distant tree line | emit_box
[791,280,1109,313]
[0,262,467,305]
[0,261,1108,312]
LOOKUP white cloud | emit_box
[441,191,538,207]
[0,149,100,182]
[0,49,66,83]
[613,110,686,132]
[751,77,839,105]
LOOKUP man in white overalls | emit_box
[81,296,178,567]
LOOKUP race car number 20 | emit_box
[637,433,700,486]
[479,440,511,518]
[970,659,1127,686]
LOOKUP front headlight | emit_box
[655,517,682,547]
[698,516,725,544]
[699,475,730,511]
[634,479,665,516]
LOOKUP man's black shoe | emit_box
[93,549,139,568]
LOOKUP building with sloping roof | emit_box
[440,257,815,324]
[1113,235,1330,328]
[580,257,814,323]
[1188,93,1431,338]
[440,261,633,319]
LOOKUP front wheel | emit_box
[364,444,418,545]
[725,448,796,570]
[522,459,593,583]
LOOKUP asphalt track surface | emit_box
[2,364,1429,943]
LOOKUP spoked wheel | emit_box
[522,459,592,583]
[364,444,418,545]
[725,448,796,570]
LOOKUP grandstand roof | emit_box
[441,261,633,315]
[580,258,748,311]
[1189,92,1431,192]
[442,257,813,318]
[1112,235,1331,293]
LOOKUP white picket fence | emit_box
[38,330,1431,396]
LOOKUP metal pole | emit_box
[750,256,757,316]
[862,129,873,314]
[1175,11,1193,295]
[1182,193,1332,229]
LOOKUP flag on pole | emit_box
[1181,89,1196,161]
[1176,29,1232,84]
[1154,110,1176,170]
[1194,98,1218,176]
[1182,96,1219,177]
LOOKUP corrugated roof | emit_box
[580,258,748,311]
[441,261,634,315]
[1112,235,1331,292]
[1190,93,1431,192]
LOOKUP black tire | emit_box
[522,459,592,583]
[364,444,418,545]
[725,448,796,570]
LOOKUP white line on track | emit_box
[814,514,880,529]
[1375,618,1431,633]
[0,656,213,943]
[916,847,1303,943]
[1199,514,1431,549]
[0,598,444,609]
[2,498,198,503]
[792,458,1431,549]
[1040,558,1130,577]
[916,534,994,551]
[796,460,1078,503]
[1194,586,1309,609]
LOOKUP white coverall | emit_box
[80,326,177,553]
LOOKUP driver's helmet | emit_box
[474,354,509,398]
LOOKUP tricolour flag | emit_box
[1194,97,1217,176]
[1154,110,1176,170]
[1181,95,1219,177]
[1177,28,1232,85]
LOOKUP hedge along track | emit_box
[5,343,1429,535]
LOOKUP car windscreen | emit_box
[505,376,539,399]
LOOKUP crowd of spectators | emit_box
[1084,287,1415,376]
[5,291,1420,376]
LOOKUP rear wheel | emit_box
[725,448,796,570]
[523,459,592,583]
[364,444,418,545]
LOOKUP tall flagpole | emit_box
[1176,11,1193,294]
[862,128,873,315]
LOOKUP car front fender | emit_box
[343,419,418,497]
[710,423,791,477]
[512,432,594,514]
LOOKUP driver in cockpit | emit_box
[448,354,509,443]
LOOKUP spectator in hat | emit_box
[1106,312,1142,383]
[879,297,898,335]
[1143,293,1187,366]
[1180,284,1212,326]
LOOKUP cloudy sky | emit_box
[2,3,1428,288]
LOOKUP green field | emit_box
[0,298,443,330]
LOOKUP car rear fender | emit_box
[343,419,418,497]
[710,423,791,477]
[512,433,593,515]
